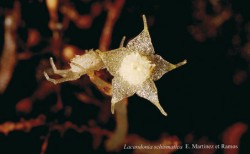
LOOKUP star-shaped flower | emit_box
[99,15,187,116]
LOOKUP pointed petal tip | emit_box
[183,59,187,64]
[154,101,167,116]
[43,71,57,85]
[176,59,187,68]
[162,111,168,116]
[158,106,167,116]
[142,14,148,30]
[111,103,115,114]
[142,14,146,19]
[119,36,126,48]
[44,71,49,79]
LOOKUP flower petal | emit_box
[98,48,132,76]
[150,54,187,81]
[111,76,137,113]
[70,50,104,73]
[126,15,155,55]
[136,79,167,116]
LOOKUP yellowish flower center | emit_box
[119,52,154,85]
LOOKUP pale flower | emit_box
[99,15,187,116]
[44,49,104,84]
[69,49,103,73]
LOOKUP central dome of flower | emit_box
[119,52,154,85]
